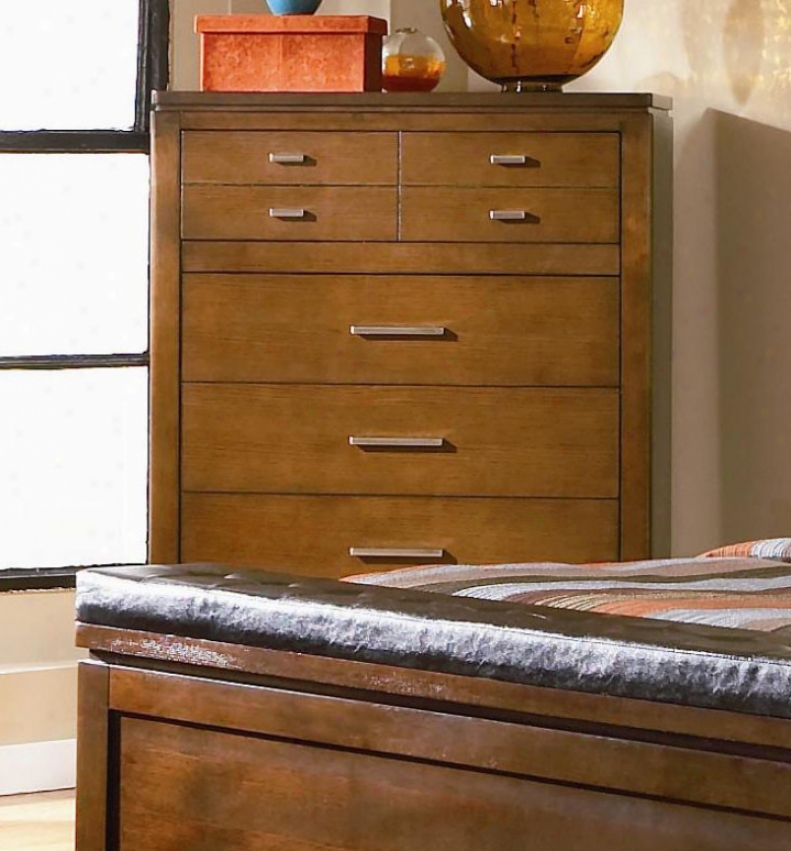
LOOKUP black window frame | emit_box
[0,0,170,592]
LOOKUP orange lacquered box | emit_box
[196,15,388,93]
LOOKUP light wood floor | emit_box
[0,790,75,851]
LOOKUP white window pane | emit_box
[0,2,139,130]
[0,154,149,357]
[0,368,148,569]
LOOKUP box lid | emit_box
[195,15,388,36]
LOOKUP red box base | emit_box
[196,15,387,93]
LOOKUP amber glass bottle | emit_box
[382,28,447,93]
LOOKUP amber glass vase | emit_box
[440,0,624,92]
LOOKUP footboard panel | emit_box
[77,652,791,851]
[74,565,791,851]
[117,714,790,851]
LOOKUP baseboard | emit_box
[0,739,76,796]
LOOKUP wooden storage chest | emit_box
[150,92,672,576]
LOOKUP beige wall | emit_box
[0,591,83,747]
[170,1,791,555]
[571,1,791,554]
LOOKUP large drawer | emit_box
[181,385,620,498]
[401,187,619,243]
[182,274,620,386]
[182,185,397,241]
[181,493,621,574]
[402,132,620,188]
[182,131,398,185]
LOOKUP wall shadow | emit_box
[716,110,791,542]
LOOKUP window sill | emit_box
[0,568,79,592]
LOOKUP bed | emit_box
[75,544,791,850]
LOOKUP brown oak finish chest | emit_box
[150,92,672,577]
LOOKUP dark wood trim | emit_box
[0,132,149,153]
[108,664,791,819]
[76,661,110,851]
[76,623,791,750]
[0,353,149,371]
[136,0,171,134]
[148,111,183,563]
[650,111,675,557]
[0,564,146,592]
[78,625,791,850]
[619,114,653,559]
[154,91,673,112]
[0,568,78,591]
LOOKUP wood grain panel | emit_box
[182,240,621,276]
[402,132,620,187]
[182,185,397,241]
[182,130,398,185]
[112,670,791,820]
[182,274,620,386]
[75,661,109,851]
[118,717,791,851]
[401,187,619,243]
[180,493,620,571]
[156,91,670,111]
[149,110,182,563]
[181,385,620,497]
[620,114,653,559]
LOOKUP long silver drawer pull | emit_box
[349,436,445,449]
[269,153,308,164]
[349,547,445,559]
[490,154,529,165]
[350,325,446,337]
[490,209,529,221]
[269,208,307,219]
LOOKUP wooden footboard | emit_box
[76,624,791,851]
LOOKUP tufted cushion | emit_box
[77,564,791,720]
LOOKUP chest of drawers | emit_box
[150,92,672,577]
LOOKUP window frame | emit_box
[0,0,169,591]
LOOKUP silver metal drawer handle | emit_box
[490,210,529,221]
[350,325,446,338]
[269,208,307,219]
[490,154,529,166]
[349,547,445,559]
[269,153,308,164]
[349,436,445,449]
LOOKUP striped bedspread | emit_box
[346,544,791,634]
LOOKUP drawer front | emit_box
[181,493,620,574]
[182,185,397,241]
[402,132,620,188]
[182,131,398,185]
[182,274,620,386]
[182,242,622,277]
[401,188,619,243]
[182,385,620,498]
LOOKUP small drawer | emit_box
[181,493,621,576]
[182,131,398,186]
[182,274,620,386]
[182,185,397,241]
[402,132,620,188]
[181,385,620,498]
[401,187,619,243]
